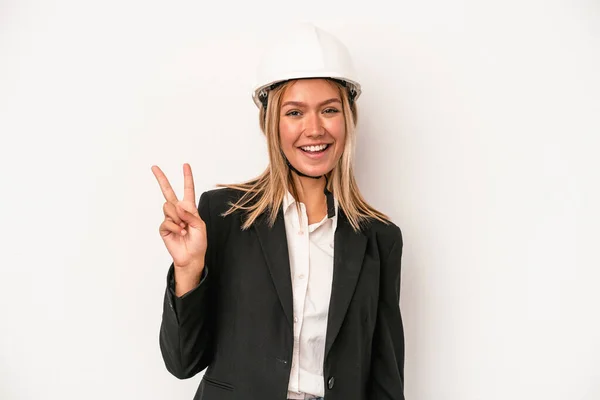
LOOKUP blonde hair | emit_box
[218,79,390,232]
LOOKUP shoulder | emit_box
[363,217,403,259]
[199,187,246,217]
[200,187,245,207]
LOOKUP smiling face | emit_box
[278,79,346,178]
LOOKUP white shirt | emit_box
[283,191,338,399]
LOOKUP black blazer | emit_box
[159,187,405,399]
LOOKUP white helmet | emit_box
[252,23,362,109]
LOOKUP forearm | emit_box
[159,263,214,379]
[369,227,405,399]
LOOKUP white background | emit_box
[1,0,599,399]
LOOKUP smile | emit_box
[299,144,330,153]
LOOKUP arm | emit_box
[159,191,216,379]
[368,226,405,399]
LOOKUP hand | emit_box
[151,163,207,279]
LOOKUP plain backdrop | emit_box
[1,0,599,399]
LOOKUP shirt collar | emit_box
[282,187,337,219]
[282,190,296,214]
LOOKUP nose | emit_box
[304,112,324,137]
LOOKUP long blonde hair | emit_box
[218,79,390,232]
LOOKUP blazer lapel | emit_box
[253,209,294,329]
[325,209,367,359]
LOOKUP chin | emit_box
[296,164,333,177]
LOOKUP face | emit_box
[279,79,346,178]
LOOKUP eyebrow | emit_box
[281,98,342,108]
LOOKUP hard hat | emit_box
[252,23,362,109]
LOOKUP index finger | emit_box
[151,165,178,203]
[183,163,196,204]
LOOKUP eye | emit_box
[285,110,302,117]
[323,108,339,114]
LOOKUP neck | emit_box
[291,173,328,223]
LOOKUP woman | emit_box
[152,24,405,400]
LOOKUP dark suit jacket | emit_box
[159,187,405,399]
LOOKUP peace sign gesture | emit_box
[151,164,207,279]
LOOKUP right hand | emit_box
[151,163,207,278]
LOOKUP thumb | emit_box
[176,202,204,229]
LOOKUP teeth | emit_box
[301,144,328,152]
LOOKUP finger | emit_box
[151,165,178,204]
[177,200,200,218]
[160,219,186,237]
[183,163,196,204]
[176,202,205,229]
[163,202,182,225]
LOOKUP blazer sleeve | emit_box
[158,191,216,379]
[368,226,406,399]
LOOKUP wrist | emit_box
[173,262,204,296]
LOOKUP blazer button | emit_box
[327,376,335,390]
